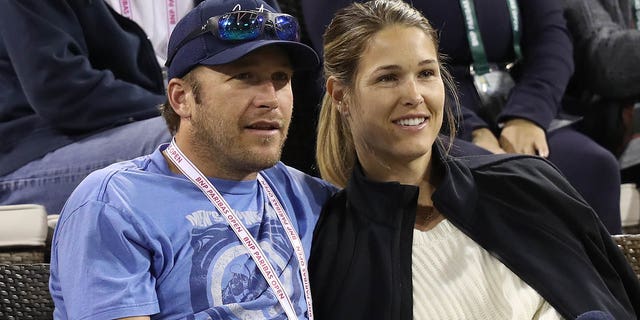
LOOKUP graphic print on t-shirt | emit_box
[185,204,301,319]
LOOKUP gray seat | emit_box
[0,235,636,319]
[0,263,53,320]
[613,233,640,279]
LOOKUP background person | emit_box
[0,0,175,215]
[561,0,640,185]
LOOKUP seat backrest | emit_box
[612,234,640,279]
[0,263,53,320]
[0,204,49,265]
[0,235,636,319]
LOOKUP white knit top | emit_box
[412,220,564,320]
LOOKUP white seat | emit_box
[0,204,48,247]
[620,183,640,231]
[47,213,59,230]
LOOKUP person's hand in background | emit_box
[500,118,549,157]
[472,127,506,154]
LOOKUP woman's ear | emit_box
[167,78,193,119]
[327,76,349,115]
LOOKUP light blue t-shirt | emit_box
[49,144,337,320]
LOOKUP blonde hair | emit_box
[316,0,460,187]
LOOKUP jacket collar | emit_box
[344,139,479,226]
[346,161,419,226]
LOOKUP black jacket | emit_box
[309,145,640,319]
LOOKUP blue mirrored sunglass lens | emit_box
[273,16,299,41]
[218,13,263,40]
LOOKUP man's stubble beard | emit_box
[191,110,288,175]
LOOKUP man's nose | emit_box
[254,81,280,109]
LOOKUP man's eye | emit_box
[273,72,291,82]
[234,73,253,80]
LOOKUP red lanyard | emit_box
[164,140,313,319]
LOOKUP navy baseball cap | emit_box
[166,0,319,79]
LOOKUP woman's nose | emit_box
[401,79,424,107]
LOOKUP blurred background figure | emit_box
[561,0,640,186]
[0,1,200,215]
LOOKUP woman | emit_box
[308,1,640,319]
[299,0,623,234]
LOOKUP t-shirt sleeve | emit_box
[50,200,160,320]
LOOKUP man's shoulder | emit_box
[261,162,338,208]
[90,153,156,178]
[66,154,160,203]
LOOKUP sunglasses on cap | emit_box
[165,10,301,67]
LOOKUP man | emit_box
[49,0,336,318]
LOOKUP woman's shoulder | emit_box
[450,153,575,194]
[454,153,561,176]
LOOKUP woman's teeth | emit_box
[395,117,426,126]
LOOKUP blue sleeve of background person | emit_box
[0,0,164,132]
[496,0,575,130]
[459,104,490,140]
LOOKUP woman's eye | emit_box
[377,74,397,83]
[419,69,435,78]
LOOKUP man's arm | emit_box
[118,317,151,320]
[50,199,160,319]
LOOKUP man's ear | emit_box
[326,76,349,115]
[167,77,193,119]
